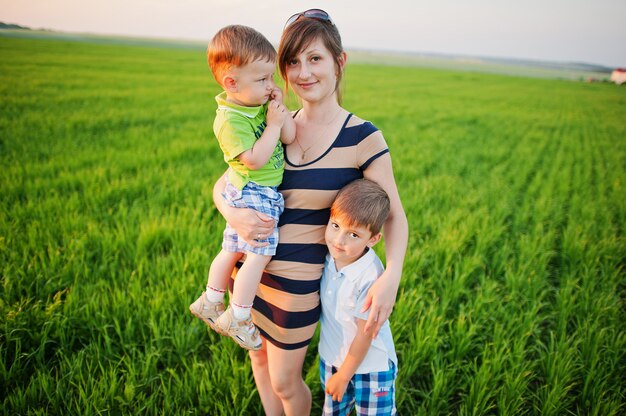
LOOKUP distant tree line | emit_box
[0,22,31,30]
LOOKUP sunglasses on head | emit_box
[284,9,333,29]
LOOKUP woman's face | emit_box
[285,38,343,103]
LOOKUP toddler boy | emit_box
[320,179,398,415]
[190,25,295,350]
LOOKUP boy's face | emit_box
[225,59,277,107]
[325,214,381,270]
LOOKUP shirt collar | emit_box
[215,91,264,118]
[325,248,377,282]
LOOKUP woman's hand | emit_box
[227,206,275,247]
[213,173,275,247]
[360,269,399,338]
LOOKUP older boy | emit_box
[190,25,295,351]
[320,179,398,415]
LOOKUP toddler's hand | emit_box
[266,100,287,128]
[270,87,284,104]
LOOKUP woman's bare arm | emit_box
[213,172,275,246]
[362,151,409,337]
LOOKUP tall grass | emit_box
[1,34,625,415]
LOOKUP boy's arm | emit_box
[280,114,296,145]
[325,319,374,402]
[270,88,295,145]
[237,105,282,170]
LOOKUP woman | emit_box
[212,9,408,415]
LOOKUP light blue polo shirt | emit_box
[319,248,398,374]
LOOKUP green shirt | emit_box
[214,92,284,189]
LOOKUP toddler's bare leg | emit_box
[231,252,271,307]
[207,249,243,292]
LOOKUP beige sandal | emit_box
[215,307,262,351]
[189,293,227,335]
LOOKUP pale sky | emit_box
[1,0,625,67]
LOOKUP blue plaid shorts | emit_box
[221,179,283,256]
[320,358,397,416]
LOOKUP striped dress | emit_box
[232,113,389,350]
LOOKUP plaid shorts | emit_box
[221,179,283,256]
[320,358,397,416]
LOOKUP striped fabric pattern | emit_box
[231,114,389,350]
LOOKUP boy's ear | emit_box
[367,232,382,248]
[223,76,237,92]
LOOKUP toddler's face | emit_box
[228,59,277,107]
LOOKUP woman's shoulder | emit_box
[346,113,379,132]
[343,113,383,140]
[345,113,369,128]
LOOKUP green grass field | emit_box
[1,34,625,415]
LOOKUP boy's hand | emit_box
[269,87,284,104]
[266,100,288,128]
[326,372,350,402]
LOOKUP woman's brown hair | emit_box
[278,17,345,103]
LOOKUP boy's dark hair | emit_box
[330,179,390,235]
[207,25,277,87]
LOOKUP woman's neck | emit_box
[299,96,343,124]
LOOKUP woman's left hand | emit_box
[360,269,399,338]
